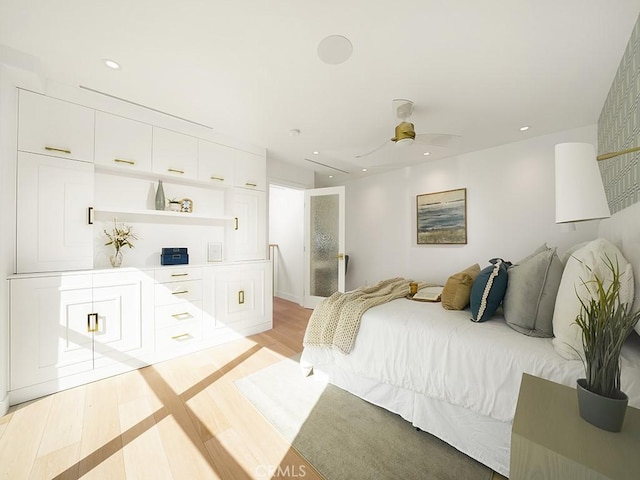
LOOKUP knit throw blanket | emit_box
[303,277,430,354]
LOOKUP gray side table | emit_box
[511,373,640,480]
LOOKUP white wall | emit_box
[269,185,305,303]
[345,125,602,290]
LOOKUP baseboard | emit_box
[275,291,302,305]
[0,391,9,416]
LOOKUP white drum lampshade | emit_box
[555,142,611,223]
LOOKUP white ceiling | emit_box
[1,1,639,186]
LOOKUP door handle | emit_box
[234,217,239,230]
[238,290,245,305]
[45,146,71,154]
[87,313,98,332]
[87,207,94,225]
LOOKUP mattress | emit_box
[301,298,640,424]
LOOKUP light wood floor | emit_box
[0,298,506,479]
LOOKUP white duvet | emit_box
[301,298,640,423]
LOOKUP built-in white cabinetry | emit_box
[95,111,153,172]
[18,89,95,163]
[235,150,267,191]
[9,269,153,401]
[198,139,235,187]
[152,127,198,180]
[214,263,270,329]
[227,188,267,261]
[16,152,94,273]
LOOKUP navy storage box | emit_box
[161,253,189,265]
[162,247,188,255]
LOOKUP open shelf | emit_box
[94,207,233,223]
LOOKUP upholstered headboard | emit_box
[598,201,640,317]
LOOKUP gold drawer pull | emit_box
[234,217,239,230]
[238,290,245,305]
[210,176,225,181]
[171,333,191,340]
[245,182,258,187]
[168,168,185,174]
[172,290,189,295]
[171,273,188,277]
[114,158,135,165]
[171,312,192,320]
[87,313,99,333]
[45,146,71,154]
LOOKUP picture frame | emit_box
[180,198,193,213]
[416,188,467,245]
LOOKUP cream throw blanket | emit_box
[303,277,431,354]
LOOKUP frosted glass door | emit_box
[304,186,345,309]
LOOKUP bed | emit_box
[300,201,640,477]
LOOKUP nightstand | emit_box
[511,373,640,480]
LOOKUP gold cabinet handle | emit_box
[87,313,99,333]
[167,168,185,174]
[238,290,245,305]
[245,182,258,187]
[171,312,192,320]
[171,290,189,295]
[171,333,191,340]
[87,206,94,225]
[234,217,239,230]
[170,273,188,277]
[45,146,71,154]
[114,158,135,165]
[210,176,225,181]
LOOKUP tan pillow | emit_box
[441,263,481,310]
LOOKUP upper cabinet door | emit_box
[16,152,95,273]
[198,140,235,187]
[152,127,198,180]
[95,111,152,172]
[18,89,95,163]
[234,150,266,191]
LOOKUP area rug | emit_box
[234,355,492,480]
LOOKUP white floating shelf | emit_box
[94,208,232,222]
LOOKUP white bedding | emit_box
[301,298,640,424]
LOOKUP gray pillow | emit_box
[503,247,563,337]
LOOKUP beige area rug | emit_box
[234,355,493,480]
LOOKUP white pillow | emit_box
[552,238,635,360]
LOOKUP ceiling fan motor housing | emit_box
[392,121,416,142]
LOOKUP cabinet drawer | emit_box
[155,266,202,284]
[18,89,95,163]
[154,280,202,305]
[156,320,203,352]
[155,301,203,329]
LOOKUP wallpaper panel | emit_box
[598,15,640,213]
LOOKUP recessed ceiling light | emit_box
[519,126,530,131]
[423,152,430,156]
[103,59,120,70]
[362,168,367,172]
[317,35,353,65]
[313,151,319,155]
[329,175,333,178]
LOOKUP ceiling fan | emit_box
[356,99,460,158]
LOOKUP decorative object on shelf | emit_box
[155,180,166,211]
[167,198,181,212]
[207,242,222,262]
[416,188,467,245]
[574,256,640,432]
[104,220,138,268]
[161,247,189,265]
[180,198,193,213]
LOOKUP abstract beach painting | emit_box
[416,188,467,244]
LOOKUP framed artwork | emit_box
[416,188,467,245]
[180,198,193,213]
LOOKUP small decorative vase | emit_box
[155,180,166,210]
[576,378,628,432]
[109,251,123,268]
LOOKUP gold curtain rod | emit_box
[597,146,640,161]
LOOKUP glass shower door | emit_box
[304,186,345,308]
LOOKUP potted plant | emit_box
[574,256,640,432]
[167,198,181,212]
[104,220,138,267]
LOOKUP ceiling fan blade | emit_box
[356,139,391,158]
[414,133,461,148]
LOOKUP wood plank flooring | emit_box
[0,298,506,480]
